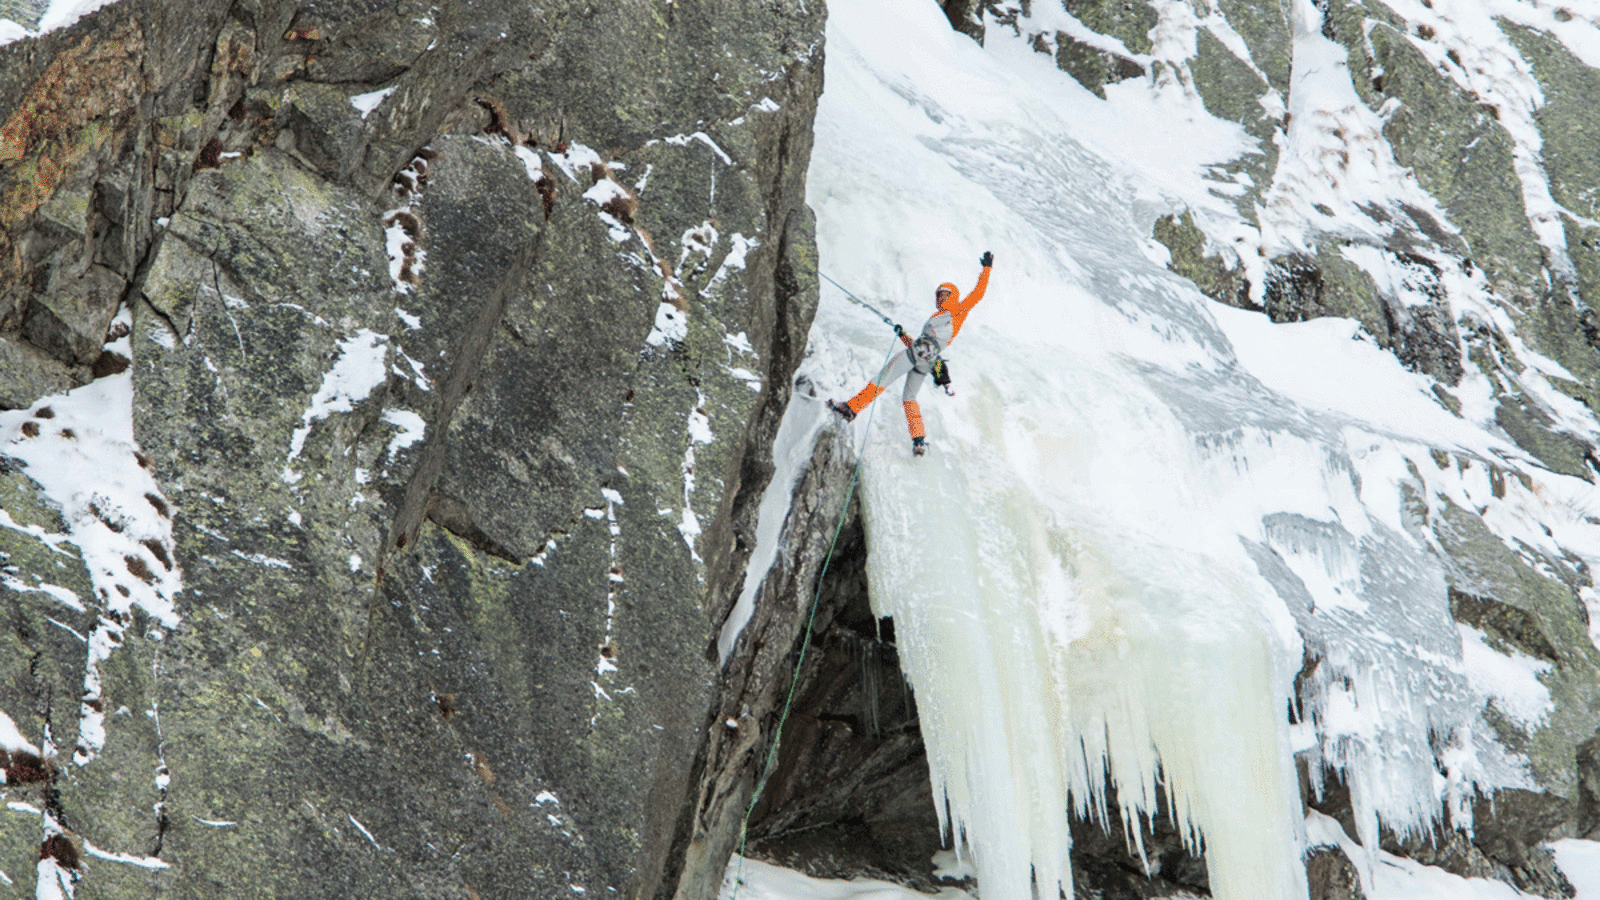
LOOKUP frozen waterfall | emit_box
[772,1,1600,898]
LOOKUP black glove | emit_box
[894,324,905,336]
[980,251,993,268]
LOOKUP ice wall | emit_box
[795,1,1600,898]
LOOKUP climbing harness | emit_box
[821,272,954,397]
[726,337,901,900]
[824,270,955,396]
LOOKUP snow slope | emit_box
[759,1,1600,898]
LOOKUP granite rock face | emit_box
[0,0,824,897]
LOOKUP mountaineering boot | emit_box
[827,399,856,422]
[912,437,926,457]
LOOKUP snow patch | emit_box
[583,178,634,243]
[717,392,830,662]
[663,131,733,165]
[646,303,689,348]
[0,0,118,46]
[383,153,432,293]
[350,86,396,118]
[595,487,623,678]
[82,843,170,870]
[1457,624,1553,729]
[381,409,427,457]
[0,710,40,759]
[513,145,546,183]
[0,307,180,766]
[0,575,83,612]
[348,813,383,849]
[230,550,294,570]
[707,233,757,294]
[285,329,391,466]
[547,143,605,183]
[675,392,715,563]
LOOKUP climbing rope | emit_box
[725,334,901,900]
[820,270,898,330]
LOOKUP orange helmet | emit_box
[935,282,960,308]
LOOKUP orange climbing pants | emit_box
[844,347,930,440]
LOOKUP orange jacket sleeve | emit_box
[959,266,992,315]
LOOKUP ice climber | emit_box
[828,251,993,457]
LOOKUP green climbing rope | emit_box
[725,338,900,899]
